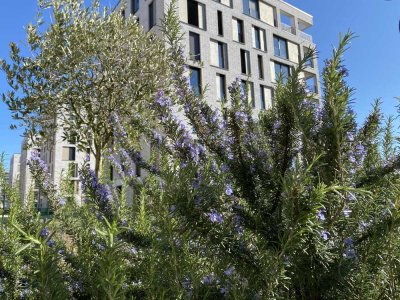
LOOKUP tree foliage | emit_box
[1,0,170,175]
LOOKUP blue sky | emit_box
[0,0,399,168]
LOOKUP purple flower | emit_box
[169,205,176,213]
[343,208,351,218]
[224,266,235,276]
[201,275,214,285]
[273,120,281,132]
[225,183,233,196]
[192,179,200,189]
[356,144,366,160]
[40,228,49,238]
[47,239,55,248]
[347,132,354,142]
[58,198,66,206]
[221,164,229,172]
[155,89,172,107]
[343,237,356,258]
[153,132,162,145]
[320,230,329,241]
[208,211,224,224]
[344,237,353,246]
[317,209,326,221]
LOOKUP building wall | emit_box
[117,0,320,113]
[9,153,21,187]
[19,138,40,206]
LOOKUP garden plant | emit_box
[1,0,400,299]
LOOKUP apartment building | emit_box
[13,129,88,210]
[116,0,320,111]
[9,153,21,188]
[1,172,9,211]
[10,0,319,211]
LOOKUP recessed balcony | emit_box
[298,19,313,42]
[280,11,296,35]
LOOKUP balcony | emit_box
[304,72,318,94]
[280,12,296,35]
[299,31,312,42]
[305,84,318,94]
[281,23,296,35]
[298,19,313,42]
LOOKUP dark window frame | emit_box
[216,73,227,102]
[257,55,264,79]
[240,49,251,75]
[131,0,139,14]
[217,11,224,36]
[189,66,202,96]
[273,35,289,59]
[149,1,155,29]
[189,31,201,61]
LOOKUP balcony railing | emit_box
[299,31,313,42]
[281,23,296,35]
[305,85,318,94]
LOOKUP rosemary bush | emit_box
[1,1,400,300]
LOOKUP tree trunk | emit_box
[94,142,102,177]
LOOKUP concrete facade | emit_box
[9,153,21,187]
[17,130,89,209]
[116,0,320,112]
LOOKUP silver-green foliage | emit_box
[1,0,170,175]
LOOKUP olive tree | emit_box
[1,0,171,175]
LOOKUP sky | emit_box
[0,0,399,169]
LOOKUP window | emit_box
[210,40,228,69]
[149,2,156,29]
[217,11,223,36]
[253,26,266,51]
[257,55,264,79]
[189,67,201,96]
[216,74,226,102]
[68,163,79,178]
[116,185,122,195]
[215,0,231,6]
[274,62,290,83]
[189,32,201,61]
[232,18,244,43]
[67,131,77,144]
[136,163,141,177]
[260,85,266,109]
[131,0,139,14]
[305,74,317,93]
[86,148,91,161]
[240,49,251,75]
[260,85,273,109]
[273,36,288,59]
[243,0,259,19]
[304,46,314,68]
[187,0,206,29]
[241,80,255,108]
[110,165,114,181]
[62,147,76,161]
[74,180,79,194]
